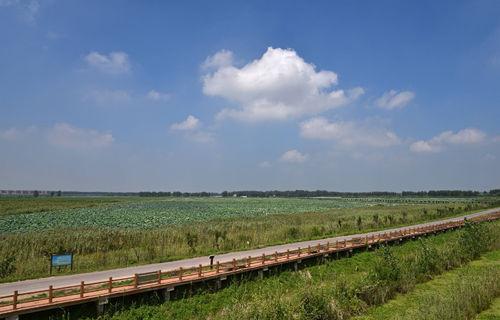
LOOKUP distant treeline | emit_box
[3,189,499,198]
[138,189,500,198]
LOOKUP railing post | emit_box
[134,274,138,288]
[232,258,237,269]
[179,267,183,281]
[48,285,53,303]
[298,247,301,257]
[262,253,266,264]
[108,277,113,293]
[80,281,84,298]
[247,256,251,267]
[198,264,202,277]
[343,239,346,248]
[216,261,220,273]
[13,290,18,310]
[286,249,290,259]
[274,251,278,262]
[317,243,321,252]
[307,245,311,254]
[326,241,330,250]
[157,270,162,284]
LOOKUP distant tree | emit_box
[57,190,62,197]
[33,190,39,198]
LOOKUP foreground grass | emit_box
[87,220,500,320]
[355,250,500,320]
[2,199,495,283]
[476,296,500,320]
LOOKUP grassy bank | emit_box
[475,296,500,320]
[0,199,494,283]
[354,250,500,320]
[87,219,500,320]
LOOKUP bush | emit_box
[0,255,16,278]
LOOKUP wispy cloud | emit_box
[280,149,308,163]
[146,90,170,102]
[376,90,415,110]
[410,128,486,153]
[84,51,131,74]
[300,117,400,148]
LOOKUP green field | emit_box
[0,196,497,283]
[0,196,487,233]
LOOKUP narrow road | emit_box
[1,207,498,296]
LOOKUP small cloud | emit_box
[202,49,234,70]
[410,128,487,153]
[259,161,272,168]
[409,140,440,153]
[146,90,170,102]
[0,0,40,23]
[300,117,400,148]
[280,149,308,163]
[47,123,114,150]
[170,115,214,143]
[483,153,496,161]
[188,131,215,143]
[84,51,130,74]
[170,115,200,131]
[0,126,37,141]
[85,89,131,105]
[376,90,415,110]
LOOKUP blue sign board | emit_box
[51,254,73,267]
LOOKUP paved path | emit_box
[1,207,498,296]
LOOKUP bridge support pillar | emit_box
[163,287,175,301]
[96,297,108,315]
[6,315,19,320]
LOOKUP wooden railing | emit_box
[1,211,499,315]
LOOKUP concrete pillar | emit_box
[258,270,263,279]
[96,297,108,315]
[6,316,19,320]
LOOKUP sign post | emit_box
[50,253,73,275]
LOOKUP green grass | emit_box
[87,220,500,320]
[476,296,500,319]
[354,250,500,320]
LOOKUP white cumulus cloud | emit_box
[170,115,200,131]
[47,123,114,150]
[410,128,486,153]
[300,117,400,148]
[203,47,364,122]
[84,51,130,74]
[280,149,308,163]
[376,90,415,110]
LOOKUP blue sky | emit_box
[0,0,499,192]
